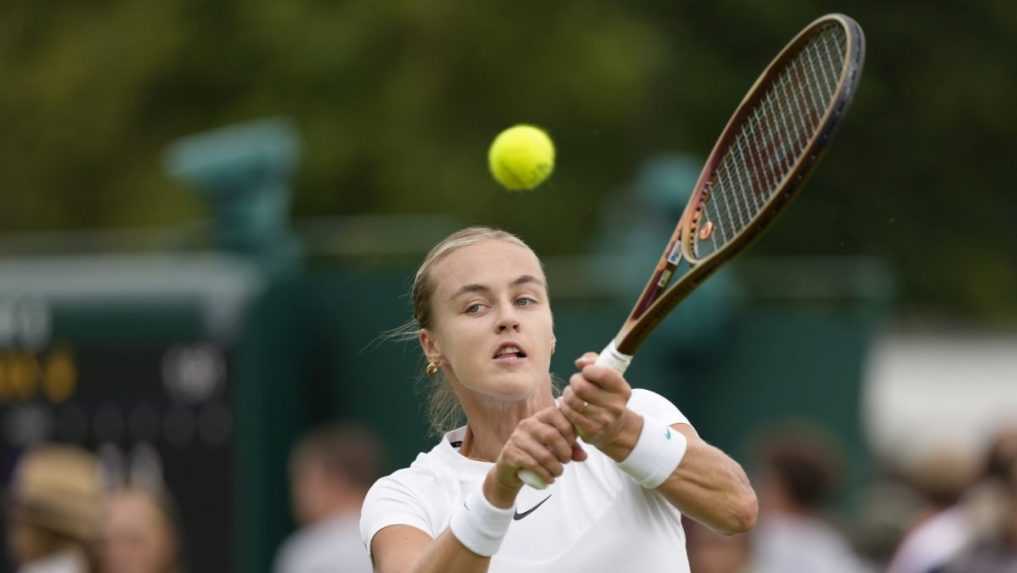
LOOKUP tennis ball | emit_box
[488,124,555,191]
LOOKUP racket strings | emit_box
[692,23,847,258]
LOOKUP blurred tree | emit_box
[0,0,1015,320]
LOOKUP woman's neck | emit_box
[459,387,555,462]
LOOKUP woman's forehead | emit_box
[431,240,545,295]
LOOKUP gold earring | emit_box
[425,361,440,377]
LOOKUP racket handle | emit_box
[518,469,547,490]
[516,341,634,489]
[595,340,633,374]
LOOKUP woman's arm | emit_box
[561,354,758,535]
[369,408,583,572]
[658,423,757,534]
[371,525,490,573]
[602,415,758,534]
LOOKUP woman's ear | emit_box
[419,329,441,363]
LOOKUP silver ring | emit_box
[581,401,590,412]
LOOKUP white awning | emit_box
[863,331,1017,470]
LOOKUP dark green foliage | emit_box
[1,1,1014,320]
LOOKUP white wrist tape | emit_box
[595,340,633,374]
[617,415,688,489]
[449,486,514,557]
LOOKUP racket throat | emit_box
[631,239,686,322]
[631,265,677,321]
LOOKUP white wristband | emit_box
[449,486,514,557]
[617,415,688,489]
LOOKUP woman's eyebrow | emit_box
[511,275,545,289]
[448,275,545,301]
[449,283,491,301]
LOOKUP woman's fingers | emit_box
[534,406,580,444]
[502,406,587,487]
[502,445,556,486]
[574,352,598,370]
[561,363,633,448]
[566,372,615,409]
[521,417,572,464]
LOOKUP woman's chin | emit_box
[474,375,542,403]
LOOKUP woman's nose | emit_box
[495,304,520,332]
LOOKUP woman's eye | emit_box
[516,296,537,306]
[465,303,483,314]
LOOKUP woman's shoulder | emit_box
[361,447,458,542]
[371,452,443,494]
[627,388,691,426]
[366,436,465,501]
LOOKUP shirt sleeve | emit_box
[359,470,438,553]
[626,388,691,427]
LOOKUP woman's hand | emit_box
[560,352,638,453]
[485,407,587,507]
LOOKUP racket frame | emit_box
[612,13,865,357]
[520,13,865,491]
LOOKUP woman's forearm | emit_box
[409,530,493,573]
[656,426,758,535]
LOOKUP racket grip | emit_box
[595,340,633,374]
[517,469,547,490]
[516,341,634,489]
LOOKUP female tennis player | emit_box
[360,227,757,573]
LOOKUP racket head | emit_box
[613,14,864,356]
[683,14,865,264]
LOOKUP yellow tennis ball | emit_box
[488,124,555,191]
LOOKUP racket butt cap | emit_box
[518,469,547,490]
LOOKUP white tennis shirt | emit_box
[360,389,692,572]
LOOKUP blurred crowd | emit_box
[4,424,381,573]
[687,423,1017,573]
[6,420,1016,572]
[6,444,180,573]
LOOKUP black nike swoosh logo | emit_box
[513,495,551,520]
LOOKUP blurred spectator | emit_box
[274,424,385,573]
[935,426,1017,572]
[751,425,871,573]
[103,487,182,573]
[850,478,926,568]
[99,442,183,573]
[6,445,103,573]
[885,447,979,573]
[686,520,754,573]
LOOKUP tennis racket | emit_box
[520,13,865,489]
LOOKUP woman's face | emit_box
[104,490,176,573]
[421,239,555,403]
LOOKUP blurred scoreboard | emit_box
[0,253,260,572]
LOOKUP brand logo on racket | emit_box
[665,240,682,266]
[698,221,715,240]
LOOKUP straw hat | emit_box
[10,445,104,542]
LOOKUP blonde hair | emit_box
[398,227,541,436]
[9,444,104,570]
[11,445,103,542]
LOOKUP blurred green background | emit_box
[2,2,1015,572]
[2,1,1015,322]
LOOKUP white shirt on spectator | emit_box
[754,513,872,573]
[275,514,372,573]
[18,550,87,573]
